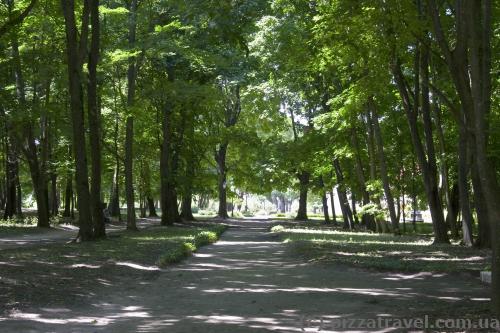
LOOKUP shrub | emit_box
[194,231,218,247]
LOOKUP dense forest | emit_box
[0,0,499,322]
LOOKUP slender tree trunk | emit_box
[63,169,73,218]
[369,100,399,234]
[333,159,353,229]
[351,125,376,230]
[457,123,474,246]
[319,176,329,223]
[330,190,337,223]
[433,102,457,237]
[392,49,449,243]
[124,0,138,231]
[215,144,229,219]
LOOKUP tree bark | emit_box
[319,176,329,223]
[87,0,105,238]
[330,190,337,223]
[333,159,353,229]
[295,171,309,220]
[215,144,229,219]
[457,123,474,246]
[61,0,93,240]
[351,125,376,230]
[124,0,138,231]
[368,100,399,234]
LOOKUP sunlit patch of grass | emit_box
[271,225,490,273]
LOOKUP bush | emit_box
[157,241,197,267]
[194,231,218,247]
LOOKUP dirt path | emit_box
[0,219,490,332]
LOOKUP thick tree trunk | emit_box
[160,64,176,226]
[61,0,93,240]
[87,0,105,238]
[295,171,309,220]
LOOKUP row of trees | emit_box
[0,0,498,316]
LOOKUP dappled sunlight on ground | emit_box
[0,219,491,332]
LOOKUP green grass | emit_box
[271,225,490,274]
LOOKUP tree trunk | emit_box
[369,100,399,234]
[87,0,105,238]
[3,138,18,219]
[319,176,329,223]
[457,124,474,246]
[330,190,337,223]
[295,171,309,220]
[429,1,499,314]
[61,0,93,240]
[160,64,176,226]
[433,102,457,237]
[215,144,229,219]
[391,48,449,243]
[10,29,49,228]
[351,125,376,230]
[63,169,73,218]
[124,0,138,231]
[333,159,353,229]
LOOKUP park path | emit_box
[0,219,490,333]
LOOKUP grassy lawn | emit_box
[271,225,491,274]
[0,224,227,313]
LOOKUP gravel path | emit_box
[0,219,490,332]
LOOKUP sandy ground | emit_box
[0,219,491,333]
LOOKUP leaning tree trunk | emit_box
[391,47,449,243]
[333,159,354,229]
